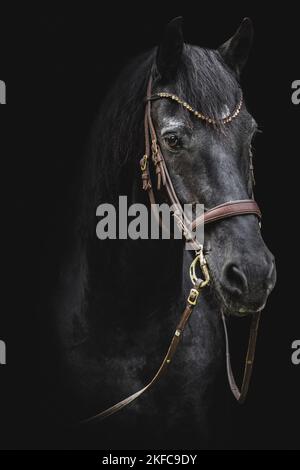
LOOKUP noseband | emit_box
[82,76,263,423]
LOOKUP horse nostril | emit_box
[223,263,248,296]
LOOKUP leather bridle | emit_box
[82,75,263,423]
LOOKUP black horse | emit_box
[54,18,276,449]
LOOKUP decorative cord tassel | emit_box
[153,149,167,191]
[142,174,151,191]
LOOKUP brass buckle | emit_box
[188,287,200,306]
[187,247,210,307]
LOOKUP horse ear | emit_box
[156,17,184,80]
[218,18,253,76]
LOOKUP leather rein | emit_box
[82,76,262,423]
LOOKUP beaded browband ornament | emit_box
[149,92,243,125]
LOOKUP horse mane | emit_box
[77,44,239,241]
[77,50,155,240]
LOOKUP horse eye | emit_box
[164,134,180,149]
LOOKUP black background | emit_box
[0,4,299,450]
